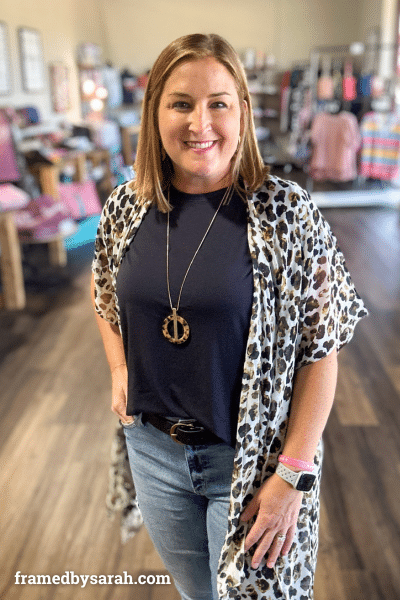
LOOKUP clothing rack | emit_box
[309,42,398,111]
[302,42,400,204]
[276,40,400,210]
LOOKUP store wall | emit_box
[358,0,383,41]
[99,0,382,73]
[0,0,389,125]
[0,0,106,122]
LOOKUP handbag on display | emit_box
[58,180,102,220]
[13,194,76,241]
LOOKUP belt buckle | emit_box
[169,420,196,445]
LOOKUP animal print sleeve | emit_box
[91,196,120,325]
[295,193,368,369]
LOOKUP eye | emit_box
[172,101,191,110]
[211,101,227,108]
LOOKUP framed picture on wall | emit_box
[49,63,71,112]
[18,27,45,92]
[0,22,12,95]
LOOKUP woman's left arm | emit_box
[241,347,338,569]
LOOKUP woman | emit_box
[91,33,367,600]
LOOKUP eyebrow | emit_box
[168,92,232,98]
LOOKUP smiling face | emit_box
[158,56,245,193]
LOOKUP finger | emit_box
[266,533,287,568]
[281,523,296,556]
[250,529,277,569]
[243,513,274,552]
[112,401,131,422]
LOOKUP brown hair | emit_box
[131,33,269,212]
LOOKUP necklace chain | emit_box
[166,184,233,313]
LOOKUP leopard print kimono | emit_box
[92,175,368,599]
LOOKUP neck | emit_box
[172,173,232,195]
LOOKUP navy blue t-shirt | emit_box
[116,186,253,447]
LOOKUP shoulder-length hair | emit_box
[130,33,269,212]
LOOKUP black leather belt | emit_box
[142,414,221,446]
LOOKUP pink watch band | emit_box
[278,454,315,472]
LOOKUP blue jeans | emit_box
[122,414,236,600]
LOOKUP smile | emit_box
[184,141,217,149]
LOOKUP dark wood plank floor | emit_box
[0,204,399,600]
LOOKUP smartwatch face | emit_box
[297,473,316,492]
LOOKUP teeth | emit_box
[186,141,215,149]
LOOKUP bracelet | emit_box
[278,454,315,472]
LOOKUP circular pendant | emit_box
[162,309,190,344]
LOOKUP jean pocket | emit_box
[120,417,138,430]
[120,413,144,430]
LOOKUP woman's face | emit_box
[158,57,245,193]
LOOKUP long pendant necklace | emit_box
[162,184,233,344]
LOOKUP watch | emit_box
[275,462,316,492]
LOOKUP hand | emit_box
[111,364,133,424]
[241,473,303,569]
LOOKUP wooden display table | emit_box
[1,150,109,310]
[0,210,26,310]
[28,152,88,200]
[0,207,77,310]
[29,149,113,199]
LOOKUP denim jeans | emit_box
[122,414,236,600]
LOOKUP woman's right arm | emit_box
[90,273,133,423]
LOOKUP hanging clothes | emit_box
[359,74,373,98]
[280,70,292,133]
[317,57,334,100]
[342,61,357,102]
[121,69,137,104]
[331,61,343,100]
[310,111,361,181]
[359,111,400,180]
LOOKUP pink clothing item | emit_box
[317,75,334,100]
[0,184,30,211]
[342,76,357,101]
[342,61,357,102]
[359,111,400,181]
[310,112,361,181]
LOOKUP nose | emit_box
[188,104,211,134]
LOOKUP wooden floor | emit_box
[0,204,399,600]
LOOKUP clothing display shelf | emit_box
[246,66,297,172]
[120,124,140,166]
[13,119,114,200]
[246,66,281,140]
[14,122,62,140]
